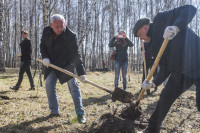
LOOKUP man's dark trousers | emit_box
[16,60,34,88]
[147,74,200,132]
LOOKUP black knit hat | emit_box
[133,18,150,37]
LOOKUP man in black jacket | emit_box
[10,30,35,91]
[133,5,200,133]
[40,14,87,123]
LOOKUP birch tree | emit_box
[0,0,5,71]
[0,0,199,71]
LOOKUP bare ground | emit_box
[0,68,199,133]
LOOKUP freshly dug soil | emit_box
[80,103,147,133]
[87,113,136,133]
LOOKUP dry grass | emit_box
[0,68,199,133]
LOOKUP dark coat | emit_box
[147,5,200,86]
[40,26,86,84]
[109,37,134,62]
[20,38,32,62]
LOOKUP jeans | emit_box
[114,60,128,90]
[45,71,84,115]
[16,61,35,88]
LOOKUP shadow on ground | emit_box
[0,75,16,79]
[0,115,61,133]
[82,94,111,106]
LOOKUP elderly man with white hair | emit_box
[40,14,87,123]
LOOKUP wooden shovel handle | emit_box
[136,39,169,104]
[36,58,112,94]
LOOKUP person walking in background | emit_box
[40,14,87,123]
[10,30,35,91]
[109,31,134,90]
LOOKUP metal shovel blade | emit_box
[111,87,135,103]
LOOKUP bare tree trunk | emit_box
[48,1,57,24]
[150,0,154,20]
[123,0,127,31]
[0,0,5,71]
[13,0,17,67]
[92,0,97,71]
[29,0,34,39]
[43,0,48,27]
[20,0,22,39]
[109,0,114,70]
[116,0,120,32]
[78,0,83,43]
[66,0,71,28]
[34,0,37,61]
[100,7,105,70]
[5,4,10,67]
[81,1,88,67]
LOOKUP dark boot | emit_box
[146,89,151,95]
[48,114,60,118]
[29,87,35,90]
[10,86,19,91]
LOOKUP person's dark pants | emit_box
[195,81,200,112]
[15,60,35,89]
[147,74,200,133]
[141,59,157,93]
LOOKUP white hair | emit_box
[50,14,66,23]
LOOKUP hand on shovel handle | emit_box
[36,58,134,103]
[36,58,112,94]
[136,39,169,105]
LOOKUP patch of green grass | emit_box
[69,116,78,125]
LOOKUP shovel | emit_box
[36,58,134,103]
[120,39,169,119]
[136,38,169,106]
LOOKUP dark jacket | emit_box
[147,5,200,86]
[142,43,155,61]
[20,38,32,62]
[109,37,133,62]
[40,26,86,84]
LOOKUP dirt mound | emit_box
[79,104,148,133]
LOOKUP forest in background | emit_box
[0,0,199,71]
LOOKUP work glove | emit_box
[141,79,156,90]
[42,58,50,67]
[16,54,22,57]
[163,26,179,40]
[79,75,87,83]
